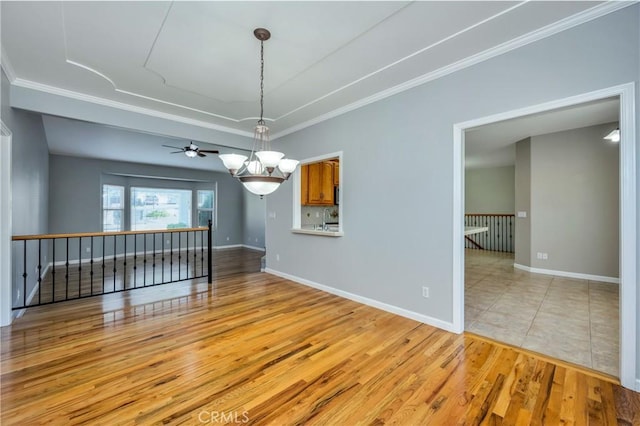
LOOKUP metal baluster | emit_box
[78,237,82,297]
[52,239,56,302]
[153,233,156,284]
[22,241,26,307]
[65,238,69,300]
[90,236,94,295]
[123,235,127,290]
[207,220,213,284]
[178,232,182,281]
[170,232,173,282]
[201,230,204,277]
[143,233,147,287]
[186,231,190,279]
[193,230,197,278]
[161,233,165,283]
[133,234,137,288]
[113,235,117,292]
[37,239,42,305]
[102,236,106,295]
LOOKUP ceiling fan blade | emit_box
[198,150,219,154]
[198,152,206,157]
[162,145,185,151]
[169,151,183,154]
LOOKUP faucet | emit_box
[322,208,330,231]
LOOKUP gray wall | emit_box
[49,155,245,248]
[514,138,532,267]
[265,8,638,330]
[242,191,266,249]
[2,69,50,307]
[465,166,515,214]
[529,123,619,277]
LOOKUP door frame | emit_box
[1,121,12,326]
[452,83,637,390]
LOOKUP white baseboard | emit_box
[214,244,265,252]
[636,379,640,392]
[264,268,456,333]
[513,263,619,284]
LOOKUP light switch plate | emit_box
[517,211,527,218]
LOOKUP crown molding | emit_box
[3,0,633,141]
[11,78,253,138]
[271,0,634,140]
[0,47,16,83]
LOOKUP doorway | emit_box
[452,83,637,390]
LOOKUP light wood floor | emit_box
[2,249,639,424]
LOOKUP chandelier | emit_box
[219,28,298,196]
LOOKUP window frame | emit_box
[196,189,215,229]
[102,184,125,232]
[130,186,193,231]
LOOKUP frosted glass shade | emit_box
[604,129,620,143]
[219,154,247,171]
[255,151,284,168]
[278,159,299,173]
[239,176,284,196]
[246,160,264,175]
[185,150,198,158]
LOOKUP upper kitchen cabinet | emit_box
[301,159,337,206]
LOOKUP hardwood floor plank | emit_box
[2,248,639,424]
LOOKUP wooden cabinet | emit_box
[333,162,340,186]
[301,162,334,205]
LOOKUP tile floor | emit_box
[464,249,619,377]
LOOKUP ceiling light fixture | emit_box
[604,128,620,143]
[219,28,298,196]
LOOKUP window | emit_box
[131,187,192,231]
[102,185,124,232]
[197,190,215,228]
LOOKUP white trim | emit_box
[265,268,456,333]
[0,122,12,326]
[452,83,637,390]
[1,47,16,83]
[13,270,45,318]
[272,1,633,140]
[242,244,266,252]
[513,263,619,284]
[11,78,253,138]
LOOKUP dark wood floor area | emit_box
[2,248,639,424]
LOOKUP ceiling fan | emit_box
[162,142,219,158]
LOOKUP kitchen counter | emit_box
[292,224,343,237]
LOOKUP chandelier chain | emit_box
[259,40,264,123]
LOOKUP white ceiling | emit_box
[1,0,621,141]
[465,97,620,169]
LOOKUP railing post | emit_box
[207,219,213,284]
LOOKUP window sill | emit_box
[291,228,343,237]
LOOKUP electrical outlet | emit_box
[166,240,170,245]
[255,238,258,242]
[226,237,230,241]
[542,253,548,260]
[16,289,21,301]
[86,247,91,253]
[276,254,280,261]
[422,287,429,298]
[315,212,320,218]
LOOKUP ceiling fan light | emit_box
[185,150,198,158]
[255,151,284,168]
[219,154,248,171]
